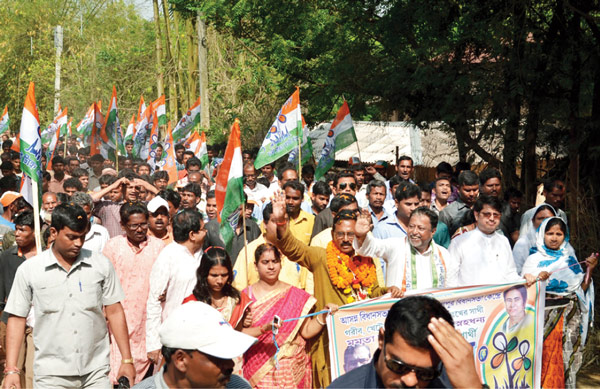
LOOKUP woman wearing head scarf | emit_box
[513,204,556,273]
[521,217,597,388]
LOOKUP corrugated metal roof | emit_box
[309,121,424,165]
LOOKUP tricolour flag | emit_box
[46,125,61,171]
[172,96,201,141]
[19,82,42,206]
[76,103,95,142]
[288,115,313,166]
[133,102,155,160]
[254,88,302,169]
[90,102,104,156]
[41,108,67,144]
[215,119,244,251]
[155,121,178,185]
[0,106,9,135]
[315,101,357,180]
[124,114,135,144]
[100,86,121,160]
[154,95,167,126]
[137,96,146,123]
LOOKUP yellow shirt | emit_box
[288,209,314,245]
[233,235,314,294]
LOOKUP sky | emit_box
[129,0,154,20]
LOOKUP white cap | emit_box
[159,301,256,359]
[147,196,169,213]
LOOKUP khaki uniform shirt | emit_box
[4,248,124,376]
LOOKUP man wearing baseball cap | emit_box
[135,301,255,389]
[146,196,172,244]
[0,191,22,229]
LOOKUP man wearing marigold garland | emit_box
[354,206,458,292]
[267,193,401,388]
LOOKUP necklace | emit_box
[211,296,226,308]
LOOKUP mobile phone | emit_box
[273,315,281,335]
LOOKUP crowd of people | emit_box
[0,131,596,388]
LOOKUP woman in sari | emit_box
[242,243,338,388]
[522,217,597,388]
[513,204,556,272]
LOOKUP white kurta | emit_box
[145,242,203,352]
[448,228,521,287]
[354,233,456,289]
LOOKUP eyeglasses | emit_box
[383,344,441,382]
[126,223,149,230]
[334,231,356,239]
[338,182,357,190]
[479,211,501,220]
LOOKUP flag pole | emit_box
[63,135,68,158]
[32,178,42,253]
[241,202,249,286]
[356,138,362,162]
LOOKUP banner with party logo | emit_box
[327,281,545,388]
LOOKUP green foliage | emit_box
[0,0,156,128]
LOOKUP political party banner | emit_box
[327,281,545,388]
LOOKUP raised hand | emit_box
[355,209,372,239]
[272,192,286,223]
[427,317,482,389]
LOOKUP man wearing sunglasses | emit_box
[329,296,483,388]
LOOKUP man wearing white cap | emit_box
[147,196,173,244]
[135,301,255,389]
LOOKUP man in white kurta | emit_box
[145,210,206,363]
[354,207,457,291]
[448,195,521,287]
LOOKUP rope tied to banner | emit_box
[271,309,331,369]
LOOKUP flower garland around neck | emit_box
[326,241,377,303]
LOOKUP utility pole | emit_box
[197,12,210,129]
[53,25,63,116]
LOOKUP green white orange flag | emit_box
[100,86,121,160]
[41,107,67,144]
[124,114,135,144]
[46,126,61,171]
[185,131,209,167]
[254,88,302,169]
[57,107,69,138]
[90,102,104,156]
[19,82,42,206]
[315,101,357,180]
[288,115,313,166]
[154,95,167,126]
[0,106,9,135]
[76,103,95,142]
[215,119,244,251]
[158,121,178,185]
[137,96,146,123]
[172,96,201,141]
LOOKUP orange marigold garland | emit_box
[326,241,377,302]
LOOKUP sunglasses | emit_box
[338,182,357,190]
[383,344,441,382]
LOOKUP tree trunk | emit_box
[197,12,210,129]
[566,14,581,243]
[152,0,164,97]
[161,0,178,121]
[186,17,198,107]
[172,10,188,110]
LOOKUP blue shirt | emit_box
[0,216,15,230]
[369,205,393,228]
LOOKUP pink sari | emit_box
[242,284,316,388]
